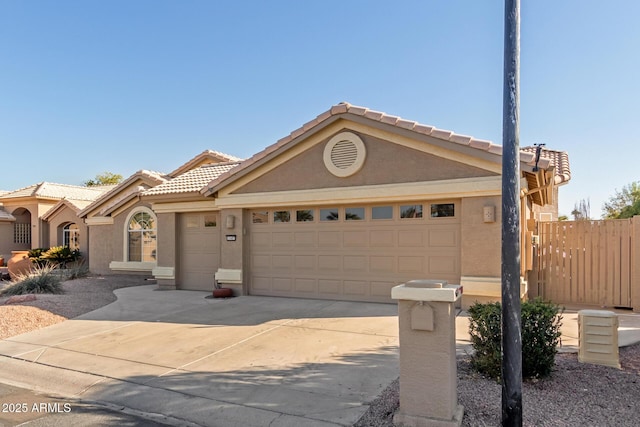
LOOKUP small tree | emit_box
[571,198,590,220]
[83,172,123,186]
[603,182,640,219]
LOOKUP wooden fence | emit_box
[529,217,640,310]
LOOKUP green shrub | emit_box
[0,264,64,296]
[28,247,50,267]
[28,246,82,269]
[468,299,563,381]
[43,246,81,267]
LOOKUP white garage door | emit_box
[248,202,460,303]
[178,212,220,291]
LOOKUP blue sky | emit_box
[1,1,638,218]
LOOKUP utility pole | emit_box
[501,0,523,426]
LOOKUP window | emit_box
[128,210,157,262]
[345,207,364,220]
[204,214,217,227]
[401,205,423,219]
[296,209,314,222]
[63,223,80,250]
[431,203,455,218]
[252,211,269,224]
[372,206,393,220]
[320,208,339,221]
[273,211,291,223]
[13,223,30,244]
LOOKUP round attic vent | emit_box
[323,132,366,177]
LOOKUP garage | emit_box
[178,212,220,291]
[248,201,460,303]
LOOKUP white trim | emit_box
[84,217,114,225]
[152,266,175,280]
[215,176,502,209]
[152,200,218,213]
[110,261,156,272]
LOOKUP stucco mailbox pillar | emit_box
[391,280,464,427]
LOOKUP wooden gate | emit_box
[531,219,635,308]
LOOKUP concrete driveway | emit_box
[0,286,399,426]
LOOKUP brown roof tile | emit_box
[201,102,570,196]
[521,146,571,184]
[145,162,241,196]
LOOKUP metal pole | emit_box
[501,0,522,426]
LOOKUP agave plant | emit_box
[0,263,63,296]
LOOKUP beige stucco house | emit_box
[0,183,112,264]
[77,103,570,306]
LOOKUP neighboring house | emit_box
[79,103,571,306]
[0,183,113,264]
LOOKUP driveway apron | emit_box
[0,286,399,427]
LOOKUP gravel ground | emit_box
[2,275,639,426]
[355,343,640,426]
[0,274,150,339]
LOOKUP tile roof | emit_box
[169,150,244,178]
[0,207,15,222]
[0,182,113,201]
[521,146,571,185]
[78,170,168,217]
[144,162,241,196]
[201,102,562,196]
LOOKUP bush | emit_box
[468,299,563,381]
[28,248,50,267]
[43,246,81,267]
[28,246,81,268]
[0,264,64,296]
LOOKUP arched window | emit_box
[63,223,80,250]
[127,210,157,262]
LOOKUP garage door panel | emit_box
[294,232,316,246]
[252,276,271,291]
[429,229,458,247]
[272,232,293,247]
[318,279,341,294]
[253,232,271,247]
[344,230,368,247]
[371,281,395,298]
[294,255,315,270]
[370,256,395,273]
[344,255,368,272]
[398,230,424,247]
[318,255,341,270]
[344,280,367,296]
[398,256,424,273]
[273,277,292,291]
[318,231,340,247]
[182,252,218,269]
[272,255,292,270]
[370,230,394,247]
[294,278,316,293]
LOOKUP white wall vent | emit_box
[323,132,366,177]
[578,310,621,369]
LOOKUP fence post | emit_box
[632,216,640,311]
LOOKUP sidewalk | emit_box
[455,306,640,355]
